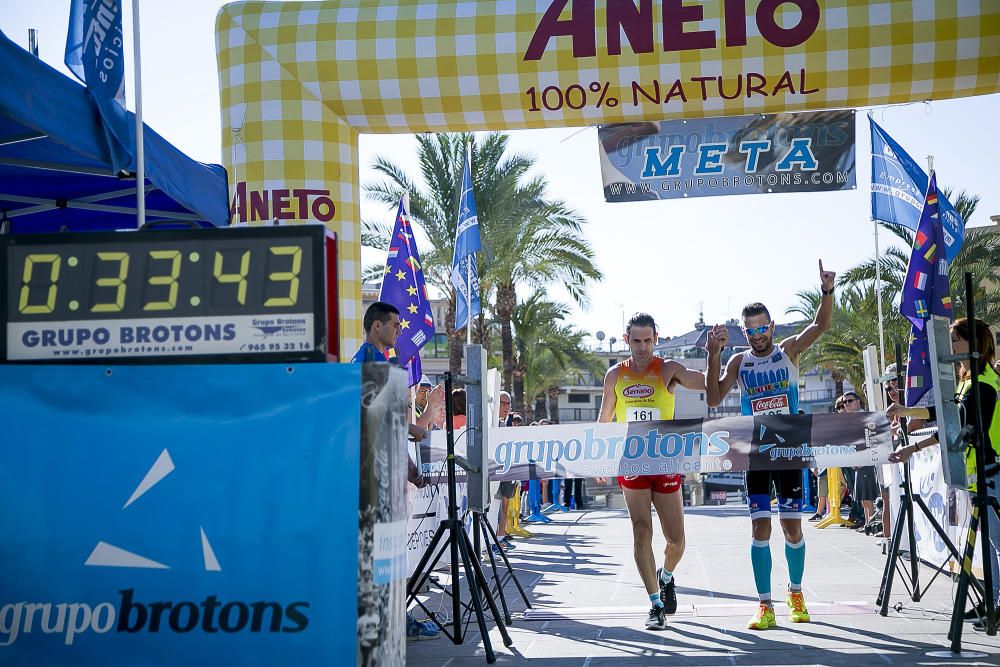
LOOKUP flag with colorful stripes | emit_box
[900,172,952,330]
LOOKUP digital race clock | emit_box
[1,225,338,363]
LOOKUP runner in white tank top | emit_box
[704,260,836,630]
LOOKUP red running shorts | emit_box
[617,474,682,494]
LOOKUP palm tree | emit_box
[487,187,602,403]
[512,291,603,419]
[362,132,601,382]
[788,284,907,395]
[363,133,496,373]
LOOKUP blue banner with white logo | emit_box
[64,0,133,175]
[870,117,964,262]
[0,364,364,665]
[451,144,482,331]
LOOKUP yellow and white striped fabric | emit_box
[215,0,1000,356]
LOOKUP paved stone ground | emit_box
[407,505,1000,666]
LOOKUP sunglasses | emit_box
[744,324,770,336]
[844,398,859,404]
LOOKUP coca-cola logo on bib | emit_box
[751,395,789,412]
[623,383,654,398]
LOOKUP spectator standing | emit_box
[841,391,877,531]
[495,392,516,552]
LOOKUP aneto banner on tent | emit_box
[422,412,890,480]
[215,0,1000,357]
[598,110,856,202]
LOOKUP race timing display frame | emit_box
[1,225,339,364]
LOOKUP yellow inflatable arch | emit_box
[215,0,1000,354]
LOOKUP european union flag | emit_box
[65,0,132,174]
[905,325,933,407]
[379,199,435,385]
[900,173,951,331]
[870,117,964,262]
[451,144,482,331]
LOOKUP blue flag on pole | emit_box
[870,117,964,262]
[451,144,482,331]
[905,324,933,407]
[379,200,434,386]
[65,0,133,175]
[900,173,952,330]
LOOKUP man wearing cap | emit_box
[414,375,434,421]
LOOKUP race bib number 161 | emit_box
[627,407,660,422]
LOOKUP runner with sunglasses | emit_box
[705,260,836,630]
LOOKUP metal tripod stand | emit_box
[470,510,532,627]
[405,372,513,664]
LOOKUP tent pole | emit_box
[132,0,145,229]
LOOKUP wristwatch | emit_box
[821,287,835,295]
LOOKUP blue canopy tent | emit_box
[0,30,229,233]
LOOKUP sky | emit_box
[4,1,999,350]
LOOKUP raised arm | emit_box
[598,365,620,423]
[705,325,741,407]
[782,259,835,362]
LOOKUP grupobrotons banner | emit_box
[599,111,856,202]
[424,412,889,480]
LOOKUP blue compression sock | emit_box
[649,592,664,608]
[659,567,673,585]
[785,537,805,591]
[751,539,772,602]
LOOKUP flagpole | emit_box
[131,0,145,229]
[466,256,472,345]
[867,111,887,372]
[874,218,887,372]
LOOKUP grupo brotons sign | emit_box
[425,411,891,480]
[215,0,1000,354]
[0,364,362,664]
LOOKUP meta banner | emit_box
[426,412,889,481]
[599,110,856,202]
[0,363,362,666]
